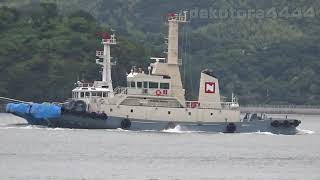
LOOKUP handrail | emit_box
[0,97,29,103]
[185,101,239,109]
[96,51,104,57]
[76,83,94,87]
[102,38,117,44]
[114,87,128,95]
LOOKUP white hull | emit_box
[92,104,240,123]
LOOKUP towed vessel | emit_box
[4,12,301,134]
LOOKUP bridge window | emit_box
[149,82,159,89]
[80,92,84,98]
[143,81,148,88]
[97,92,102,97]
[85,92,90,97]
[103,92,107,97]
[160,83,170,89]
[137,82,142,88]
[92,92,97,97]
[131,81,136,88]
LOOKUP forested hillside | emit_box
[0,2,151,102]
[0,0,319,104]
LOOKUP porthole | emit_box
[188,112,191,116]
[110,109,113,112]
[131,109,133,113]
[210,113,213,116]
[168,111,171,115]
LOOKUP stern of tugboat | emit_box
[241,113,301,135]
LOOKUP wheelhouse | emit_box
[126,70,171,97]
[72,81,111,100]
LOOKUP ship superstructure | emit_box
[71,32,117,100]
[66,12,241,130]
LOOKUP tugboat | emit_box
[4,12,301,134]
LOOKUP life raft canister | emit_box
[72,100,87,114]
[89,112,108,120]
[62,100,75,113]
[155,90,162,96]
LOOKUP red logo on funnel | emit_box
[205,82,215,94]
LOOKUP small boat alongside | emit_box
[3,12,302,134]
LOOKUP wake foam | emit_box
[115,128,130,132]
[296,128,315,135]
[0,125,76,131]
[241,131,276,136]
[161,125,204,134]
[0,125,44,130]
[162,125,182,133]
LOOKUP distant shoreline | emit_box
[240,105,320,115]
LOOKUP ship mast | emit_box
[166,11,188,103]
[96,32,117,92]
[150,12,188,103]
[167,11,188,65]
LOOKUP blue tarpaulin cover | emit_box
[6,103,61,119]
[6,103,31,114]
[30,103,61,119]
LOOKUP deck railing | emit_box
[114,87,128,95]
[96,51,104,57]
[76,83,94,88]
[185,101,239,110]
[112,88,239,110]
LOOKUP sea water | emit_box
[0,113,319,180]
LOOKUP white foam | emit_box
[162,125,182,133]
[0,125,76,131]
[162,125,204,134]
[21,125,43,130]
[0,125,44,130]
[141,129,158,133]
[253,131,276,135]
[115,128,130,132]
[47,127,76,131]
[242,131,276,136]
[296,128,315,135]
